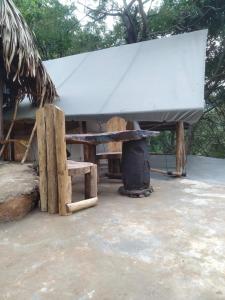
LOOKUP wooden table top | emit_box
[66,130,159,145]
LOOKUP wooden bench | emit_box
[96,151,122,178]
[66,160,98,213]
[36,104,98,216]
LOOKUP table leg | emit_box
[84,144,97,163]
[119,139,152,197]
[84,144,99,184]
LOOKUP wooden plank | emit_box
[67,160,92,176]
[96,152,122,160]
[66,130,159,145]
[36,108,48,212]
[85,164,98,199]
[66,197,98,213]
[106,117,127,152]
[45,105,58,214]
[54,106,71,216]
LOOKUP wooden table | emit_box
[65,130,159,163]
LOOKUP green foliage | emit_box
[191,108,225,158]
[150,131,176,154]
[13,0,112,59]
[148,0,225,158]
[14,0,78,58]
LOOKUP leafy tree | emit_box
[14,0,80,58]
[148,0,225,157]
[84,0,151,44]
[13,0,112,59]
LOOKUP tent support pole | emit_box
[175,121,186,177]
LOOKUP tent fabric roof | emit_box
[11,30,207,124]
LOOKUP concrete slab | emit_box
[0,157,225,300]
[151,154,225,184]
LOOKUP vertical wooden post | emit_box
[45,105,58,214]
[0,73,4,143]
[36,108,48,212]
[81,121,87,133]
[84,143,98,182]
[176,121,186,176]
[106,117,127,153]
[85,164,98,199]
[54,106,71,216]
[84,144,97,163]
[36,104,71,216]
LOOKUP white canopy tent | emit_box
[11,29,207,124]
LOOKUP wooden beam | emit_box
[36,108,48,212]
[106,117,127,152]
[84,144,97,163]
[66,130,159,145]
[96,152,122,160]
[176,121,186,176]
[66,197,98,213]
[45,105,58,214]
[0,72,4,142]
[54,106,71,216]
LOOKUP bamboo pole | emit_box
[66,197,98,213]
[150,168,168,175]
[21,122,37,163]
[21,88,46,164]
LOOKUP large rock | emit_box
[0,163,39,222]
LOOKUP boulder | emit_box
[0,163,39,222]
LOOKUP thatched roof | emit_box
[0,0,57,109]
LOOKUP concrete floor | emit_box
[1,157,225,300]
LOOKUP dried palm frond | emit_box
[0,0,57,107]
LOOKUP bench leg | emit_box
[85,164,98,199]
